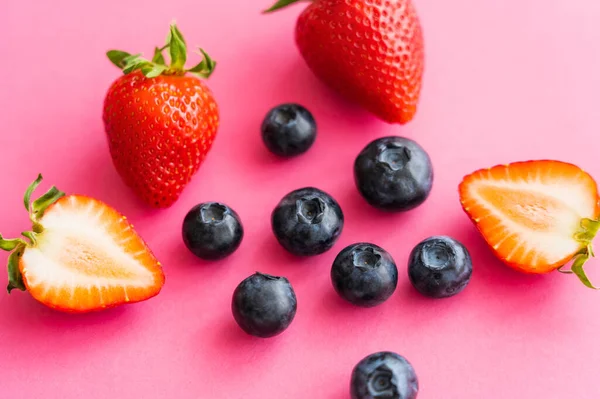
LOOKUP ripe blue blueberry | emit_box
[351,351,419,399]
[261,103,317,157]
[354,136,433,212]
[331,243,398,307]
[231,272,297,338]
[408,236,473,298]
[271,187,344,256]
[182,202,244,260]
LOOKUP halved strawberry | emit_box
[458,160,600,288]
[1,175,165,312]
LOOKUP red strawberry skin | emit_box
[294,0,424,124]
[102,71,219,208]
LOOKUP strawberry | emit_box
[264,0,425,124]
[1,175,165,312]
[458,160,600,289]
[103,24,219,208]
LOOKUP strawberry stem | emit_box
[263,0,309,13]
[23,174,43,212]
[106,23,216,79]
[7,245,25,293]
[152,45,168,65]
[32,186,65,220]
[2,175,66,294]
[559,218,600,289]
[21,231,37,246]
[0,235,27,292]
[21,174,65,230]
[0,234,26,251]
[570,247,597,289]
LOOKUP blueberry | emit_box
[231,272,297,338]
[354,136,433,212]
[331,243,398,307]
[261,103,317,157]
[182,202,244,260]
[351,351,419,399]
[408,236,473,298]
[271,187,344,256]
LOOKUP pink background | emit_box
[2,0,600,398]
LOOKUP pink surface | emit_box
[2,0,600,398]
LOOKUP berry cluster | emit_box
[180,104,474,398]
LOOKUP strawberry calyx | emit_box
[0,174,65,293]
[557,218,600,289]
[263,0,310,13]
[106,23,216,79]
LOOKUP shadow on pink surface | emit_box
[159,237,242,298]
[204,312,295,383]
[210,316,286,357]
[337,183,425,232]
[257,235,321,272]
[432,221,571,327]
[3,290,130,329]
[318,283,397,325]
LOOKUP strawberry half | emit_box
[458,160,600,288]
[1,175,165,312]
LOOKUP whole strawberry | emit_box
[265,0,425,124]
[103,24,219,208]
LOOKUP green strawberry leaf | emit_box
[107,24,216,78]
[23,174,43,212]
[121,53,143,64]
[108,53,151,75]
[570,250,599,289]
[21,231,37,246]
[168,24,187,70]
[575,218,600,244]
[187,48,217,78]
[32,186,65,218]
[123,59,152,75]
[263,0,305,13]
[106,50,132,68]
[171,24,187,46]
[0,234,25,251]
[7,245,26,293]
[152,46,167,65]
[141,64,168,78]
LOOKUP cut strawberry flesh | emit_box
[20,195,164,312]
[459,161,600,273]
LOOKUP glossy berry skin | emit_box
[294,0,424,124]
[408,236,473,298]
[271,187,344,256]
[182,202,244,260]
[351,351,418,399]
[103,71,219,208]
[261,103,317,157]
[331,243,398,307]
[354,136,433,212]
[231,272,297,338]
